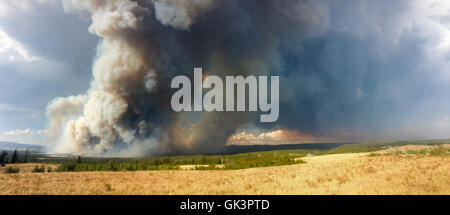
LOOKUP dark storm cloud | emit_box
[271,0,450,141]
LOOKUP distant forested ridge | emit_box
[0,142,46,151]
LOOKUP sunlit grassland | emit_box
[0,144,448,195]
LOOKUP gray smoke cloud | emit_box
[46,0,450,156]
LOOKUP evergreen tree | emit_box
[11,150,18,164]
[24,148,29,163]
[0,151,8,166]
[77,155,82,164]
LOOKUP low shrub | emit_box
[4,167,20,174]
[32,166,45,173]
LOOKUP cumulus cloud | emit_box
[0,128,48,146]
[228,129,336,145]
[3,128,48,136]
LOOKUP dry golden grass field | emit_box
[0,145,449,195]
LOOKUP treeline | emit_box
[56,162,180,172]
[53,152,306,172]
[322,139,450,155]
[0,149,31,166]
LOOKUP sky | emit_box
[0,0,98,145]
[0,0,450,151]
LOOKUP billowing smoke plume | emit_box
[47,0,450,156]
[46,0,329,156]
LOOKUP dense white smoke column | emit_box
[48,0,153,155]
[46,0,329,156]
